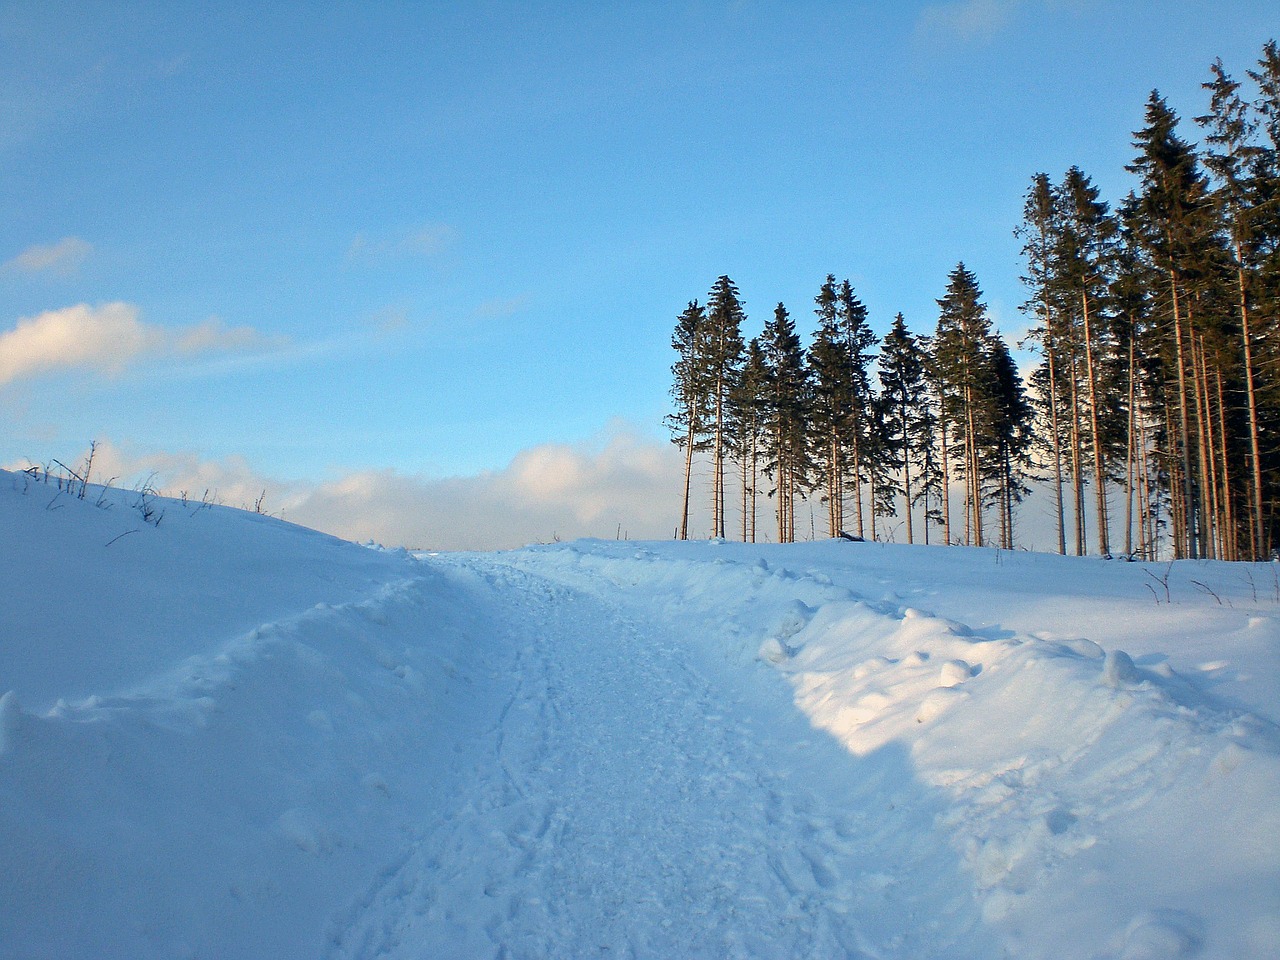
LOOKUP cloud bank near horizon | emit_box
[36,431,699,551]
[12,430,1075,554]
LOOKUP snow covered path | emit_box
[328,554,993,959]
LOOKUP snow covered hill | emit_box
[1,469,1278,959]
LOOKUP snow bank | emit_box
[505,538,1280,959]
[2,470,1277,958]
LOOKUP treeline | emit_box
[667,41,1280,560]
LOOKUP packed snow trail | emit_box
[327,554,994,959]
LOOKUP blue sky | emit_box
[1,1,1275,547]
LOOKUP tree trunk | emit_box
[940,419,952,546]
[1124,327,1137,557]
[901,401,914,545]
[1069,354,1085,555]
[1234,252,1265,560]
[1045,308,1067,555]
[1081,290,1110,555]
[1169,270,1198,558]
[680,408,697,540]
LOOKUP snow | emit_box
[1,469,1278,958]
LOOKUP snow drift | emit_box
[1,469,1277,958]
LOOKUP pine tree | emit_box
[1127,92,1218,558]
[730,338,770,542]
[1057,166,1121,555]
[1109,218,1161,558]
[984,335,1034,549]
[704,277,746,539]
[666,300,708,540]
[1200,57,1269,558]
[878,313,929,544]
[1249,41,1280,552]
[837,280,878,538]
[933,264,998,546]
[1016,173,1069,555]
[760,303,810,543]
[807,276,853,536]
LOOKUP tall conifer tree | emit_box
[760,303,809,543]
[666,300,708,540]
[878,313,929,544]
[933,264,998,546]
[705,277,746,539]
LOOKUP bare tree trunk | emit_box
[1124,327,1137,557]
[1215,367,1236,561]
[902,403,915,545]
[1169,271,1198,558]
[1188,316,1215,560]
[940,420,952,546]
[851,429,864,539]
[1045,311,1067,555]
[1194,333,1221,560]
[680,410,697,540]
[965,382,983,546]
[1234,252,1265,560]
[1069,354,1086,555]
[1136,416,1154,559]
[1081,291,1110,554]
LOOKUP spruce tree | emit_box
[666,300,708,540]
[878,313,929,544]
[1199,57,1269,558]
[704,277,746,539]
[984,335,1034,549]
[1127,92,1218,558]
[1016,173,1069,555]
[807,275,854,536]
[1248,41,1280,552]
[933,264,998,546]
[730,338,770,542]
[1057,166,1121,555]
[760,303,810,543]
[837,280,879,538]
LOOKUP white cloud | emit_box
[346,223,456,265]
[0,303,279,386]
[277,430,695,550]
[472,294,532,320]
[916,0,1021,43]
[42,430,705,551]
[2,237,93,277]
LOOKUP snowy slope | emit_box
[1,469,1278,959]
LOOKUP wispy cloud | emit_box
[154,53,190,79]
[472,294,532,320]
[345,223,456,265]
[2,237,93,277]
[0,303,281,386]
[916,0,1021,44]
[53,428,698,551]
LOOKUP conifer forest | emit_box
[668,41,1280,562]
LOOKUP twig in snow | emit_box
[1190,579,1226,606]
